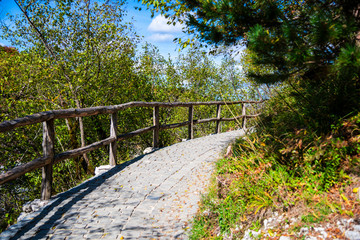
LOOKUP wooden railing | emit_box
[0,100,262,200]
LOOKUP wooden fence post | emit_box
[41,119,55,200]
[242,103,247,129]
[215,104,221,134]
[109,112,118,166]
[153,106,160,148]
[188,106,194,139]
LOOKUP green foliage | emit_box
[191,112,360,238]
[0,5,258,233]
[143,0,360,131]
[0,0,261,232]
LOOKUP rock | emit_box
[242,229,260,240]
[202,210,210,217]
[94,165,115,176]
[313,227,327,239]
[279,236,291,240]
[235,225,242,231]
[353,225,360,231]
[18,199,49,222]
[31,205,39,212]
[22,202,33,213]
[143,147,157,154]
[345,230,360,240]
[300,227,309,235]
[290,217,298,225]
[262,212,284,231]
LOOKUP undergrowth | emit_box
[191,113,360,239]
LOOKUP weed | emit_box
[191,113,360,239]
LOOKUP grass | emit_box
[190,113,360,239]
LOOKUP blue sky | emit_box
[124,1,186,58]
[0,0,186,58]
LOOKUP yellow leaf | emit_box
[353,188,358,193]
[340,193,349,203]
[254,205,263,214]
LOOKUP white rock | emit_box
[94,165,115,176]
[31,205,40,212]
[300,227,309,234]
[242,229,260,240]
[18,199,49,222]
[345,231,360,240]
[202,210,210,217]
[235,225,242,231]
[22,202,33,213]
[279,236,291,240]
[143,147,157,154]
[290,217,297,224]
[263,219,269,229]
[342,218,354,226]
[353,225,360,231]
[314,227,327,238]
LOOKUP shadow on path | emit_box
[9,156,144,240]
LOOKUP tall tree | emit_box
[142,0,360,126]
[2,0,141,172]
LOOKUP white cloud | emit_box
[0,42,4,46]
[148,15,183,33]
[148,33,175,42]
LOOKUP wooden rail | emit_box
[0,100,262,200]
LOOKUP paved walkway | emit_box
[1,130,245,240]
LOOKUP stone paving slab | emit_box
[0,130,245,240]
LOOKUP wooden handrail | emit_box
[0,100,263,200]
[0,101,261,133]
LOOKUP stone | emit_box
[300,227,309,235]
[353,225,360,231]
[94,165,115,176]
[143,147,157,154]
[345,230,360,240]
[313,227,327,239]
[22,202,33,213]
[242,229,261,240]
[279,237,291,240]
[18,199,49,221]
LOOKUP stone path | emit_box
[0,130,246,240]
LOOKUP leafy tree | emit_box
[136,43,258,140]
[142,0,360,129]
[0,1,151,231]
[0,1,260,231]
[1,0,145,172]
